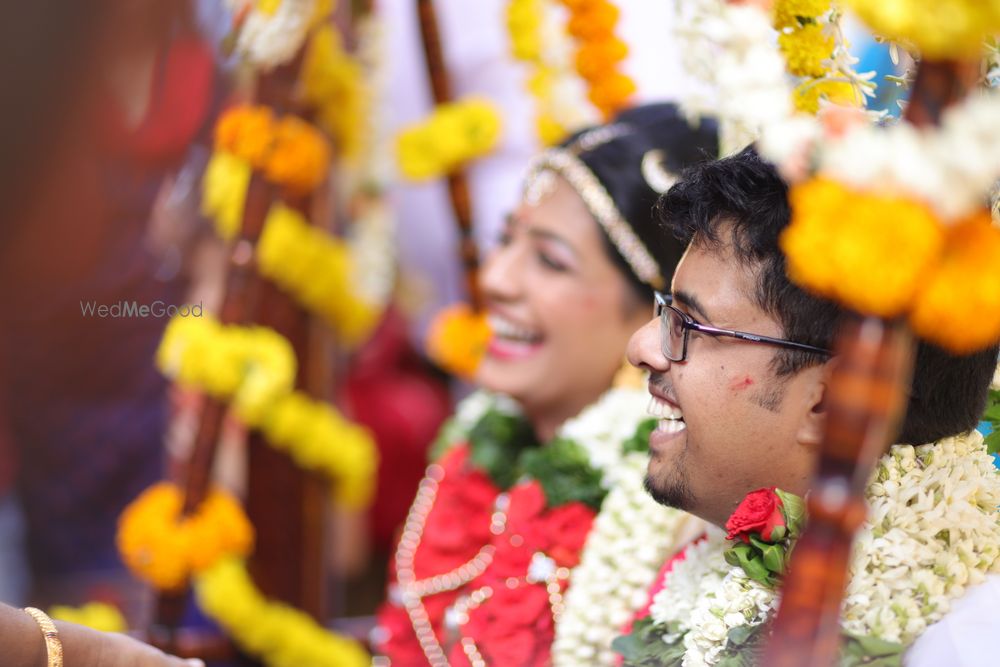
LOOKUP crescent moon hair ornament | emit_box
[641,149,677,194]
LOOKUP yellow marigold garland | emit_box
[910,214,1000,354]
[196,557,369,667]
[49,603,128,634]
[301,25,368,162]
[793,78,857,115]
[507,0,543,62]
[425,302,491,378]
[396,98,502,181]
[117,483,255,591]
[256,204,379,346]
[156,314,378,508]
[772,0,830,29]
[845,0,1000,59]
[781,178,944,317]
[778,22,833,79]
[202,151,252,241]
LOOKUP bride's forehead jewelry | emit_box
[641,149,677,194]
[524,168,558,206]
[523,147,664,289]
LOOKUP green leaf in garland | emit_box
[520,437,606,510]
[775,488,806,539]
[612,617,686,667]
[724,542,773,585]
[716,623,768,667]
[759,542,786,573]
[623,418,658,454]
[468,411,538,489]
[985,429,1000,456]
[838,631,904,667]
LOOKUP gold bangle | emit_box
[23,607,64,667]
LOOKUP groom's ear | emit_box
[795,362,832,449]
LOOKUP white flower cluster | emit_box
[674,0,791,154]
[552,453,703,666]
[817,90,1000,221]
[226,0,318,70]
[643,430,1000,665]
[843,430,1000,643]
[648,528,777,667]
[559,387,651,484]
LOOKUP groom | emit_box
[626,147,999,664]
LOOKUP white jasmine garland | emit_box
[552,452,704,667]
[226,0,318,70]
[644,430,1000,666]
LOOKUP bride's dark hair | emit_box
[565,103,718,302]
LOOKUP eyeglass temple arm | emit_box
[694,323,833,356]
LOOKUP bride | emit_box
[374,103,716,666]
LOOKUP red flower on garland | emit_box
[725,487,786,543]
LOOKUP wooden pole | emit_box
[761,57,981,666]
[415,0,482,310]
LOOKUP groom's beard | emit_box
[644,469,694,511]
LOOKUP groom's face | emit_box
[627,233,821,526]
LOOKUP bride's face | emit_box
[477,176,648,427]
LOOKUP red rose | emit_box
[725,487,786,543]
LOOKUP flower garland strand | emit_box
[395,98,503,181]
[197,557,370,667]
[224,0,333,70]
[558,0,636,119]
[552,451,703,666]
[256,203,380,345]
[117,482,255,591]
[506,0,601,145]
[424,303,491,378]
[617,430,1000,666]
[157,314,378,508]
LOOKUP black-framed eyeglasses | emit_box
[654,291,832,362]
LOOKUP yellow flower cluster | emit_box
[845,0,1000,59]
[561,0,636,119]
[196,557,370,667]
[257,204,379,346]
[772,0,830,29]
[157,315,296,424]
[202,151,253,241]
[157,314,378,508]
[778,23,833,78]
[49,603,127,634]
[783,179,1000,353]
[507,0,543,63]
[910,214,1000,353]
[425,302,492,378]
[117,483,255,591]
[793,79,857,115]
[396,98,502,181]
[214,105,331,194]
[301,26,368,162]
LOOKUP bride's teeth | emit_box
[646,396,683,420]
[488,315,541,343]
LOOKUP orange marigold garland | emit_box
[781,178,944,317]
[212,104,331,194]
[117,482,254,591]
[560,0,635,118]
[425,303,492,378]
[909,214,1000,354]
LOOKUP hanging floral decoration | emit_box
[197,557,370,667]
[156,314,378,508]
[257,203,380,345]
[395,98,503,181]
[677,0,1000,353]
[844,0,1000,60]
[117,482,255,591]
[559,0,635,119]
[506,0,601,145]
[301,25,369,162]
[424,302,492,378]
[224,0,334,69]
